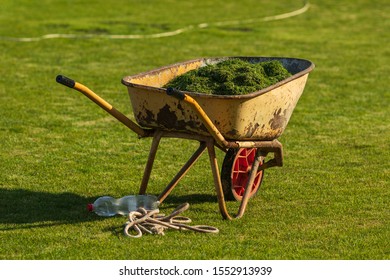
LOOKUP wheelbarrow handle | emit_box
[56,75,149,137]
[56,75,76,89]
[166,87,229,149]
[167,87,185,100]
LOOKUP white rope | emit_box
[1,2,310,42]
[123,203,219,238]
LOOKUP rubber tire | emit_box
[221,148,264,201]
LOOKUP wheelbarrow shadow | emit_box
[0,188,99,231]
[0,188,219,230]
[155,193,220,215]
[159,193,217,206]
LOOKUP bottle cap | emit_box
[87,204,94,212]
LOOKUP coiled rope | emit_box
[124,203,219,238]
[1,2,310,42]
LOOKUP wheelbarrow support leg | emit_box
[207,140,265,220]
[206,140,232,220]
[236,148,264,218]
[139,130,163,195]
[158,142,207,203]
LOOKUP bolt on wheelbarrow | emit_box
[56,56,314,220]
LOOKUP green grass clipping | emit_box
[165,59,291,95]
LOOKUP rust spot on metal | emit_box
[226,129,238,138]
[269,108,286,130]
[157,104,178,129]
[177,102,184,111]
[244,122,260,138]
[183,120,208,133]
[155,104,208,133]
[144,109,155,123]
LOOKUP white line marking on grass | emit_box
[1,2,310,42]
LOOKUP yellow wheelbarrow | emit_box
[56,56,314,220]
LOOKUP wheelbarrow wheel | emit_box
[221,148,264,201]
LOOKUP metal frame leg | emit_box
[206,140,266,220]
[139,130,163,195]
[158,142,207,203]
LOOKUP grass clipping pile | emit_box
[165,59,292,95]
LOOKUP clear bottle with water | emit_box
[87,195,159,217]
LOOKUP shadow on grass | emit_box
[0,188,218,230]
[0,188,97,230]
[159,193,218,206]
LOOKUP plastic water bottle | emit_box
[87,195,159,217]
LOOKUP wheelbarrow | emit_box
[56,56,314,220]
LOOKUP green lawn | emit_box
[0,0,389,259]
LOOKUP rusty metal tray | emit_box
[122,57,314,141]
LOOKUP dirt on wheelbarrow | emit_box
[164,58,292,96]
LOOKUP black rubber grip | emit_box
[166,87,185,100]
[56,75,75,88]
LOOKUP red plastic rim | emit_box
[231,148,262,200]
